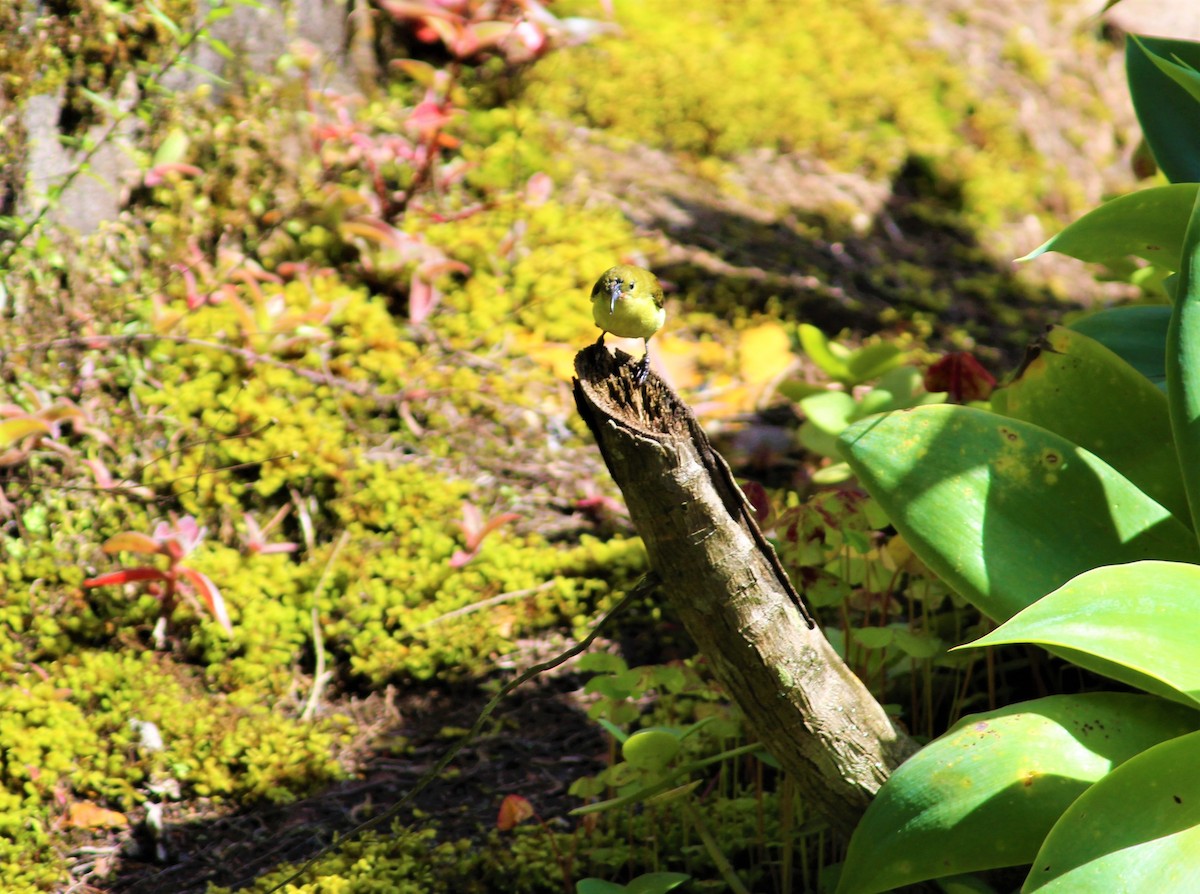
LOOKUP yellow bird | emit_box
[591,264,665,384]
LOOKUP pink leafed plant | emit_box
[450,501,520,567]
[83,514,233,641]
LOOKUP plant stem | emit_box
[681,798,752,894]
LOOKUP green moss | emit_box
[207,824,477,894]
[0,650,351,888]
[322,459,646,682]
[526,0,1058,228]
[416,198,655,345]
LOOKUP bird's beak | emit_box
[609,280,622,314]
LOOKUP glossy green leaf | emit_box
[1167,184,1200,535]
[938,875,1000,894]
[836,694,1199,894]
[859,366,941,415]
[838,405,1198,622]
[1019,184,1196,271]
[800,390,856,434]
[1127,36,1200,183]
[967,561,1200,705]
[626,873,691,894]
[151,129,190,168]
[1067,305,1170,388]
[844,340,904,382]
[1025,729,1200,892]
[799,323,851,382]
[622,728,681,772]
[991,326,1187,522]
[1134,36,1200,105]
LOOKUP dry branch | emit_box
[573,345,918,837]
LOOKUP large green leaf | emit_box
[837,405,1198,622]
[967,561,1200,706]
[835,694,1199,894]
[992,326,1187,522]
[1019,184,1196,271]
[1025,729,1200,892]
[1167,182,1200,536]
[1068,305,1170,388]
[1127,36,1200,183]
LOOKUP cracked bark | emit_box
[573,345,918,838]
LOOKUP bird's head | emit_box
[592,264,661,314]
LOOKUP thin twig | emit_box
[301,531,350,722]
[410,581,556,630]
[8,333,451,408]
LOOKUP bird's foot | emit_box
[633,354,651,386]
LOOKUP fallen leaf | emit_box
[497,794,534,831]
[66,801,128,829]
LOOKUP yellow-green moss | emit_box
[0,649,351,888]
[207,824,483,894]
[415,197,656,345]
[526,0,1057,228]
[323,459,647,682]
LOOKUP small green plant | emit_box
[781,324,945,483]
[770,487,959,726]
[83,514,233,645]
[570,653,818,894]
[834,34,1200,893]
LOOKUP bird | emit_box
[591,264,665,385]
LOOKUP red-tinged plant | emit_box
[574,480,628,524]
[338,217,469,324]
[241,506,299,555]
[738,478,774,528]
[143,161,203,187]
[82,457,156,501]
[83,514,233,641]
[0,388,109,464]
[449,501,520,567]
[923,351,996,404]
[379,0,614,64]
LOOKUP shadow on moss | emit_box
[105,677,607,894]
[652,157,1078,365]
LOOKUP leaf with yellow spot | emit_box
[992,325,1186,523]
[838,404,1197,622]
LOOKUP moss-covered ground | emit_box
[0,0,1139,890]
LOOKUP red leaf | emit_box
[180,567,233,634]
[739,479,773,528]
[408,274,441,326]
[83,567,168,588]
[924,352,996,404]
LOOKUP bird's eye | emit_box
[625,280,634,290]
